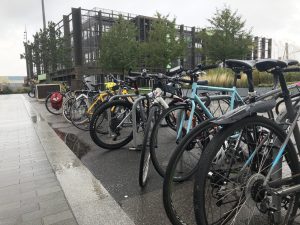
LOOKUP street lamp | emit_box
[41,0,46,30]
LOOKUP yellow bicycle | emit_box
[70,81,129,131]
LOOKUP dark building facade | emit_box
[24,7,272,84]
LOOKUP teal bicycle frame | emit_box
[176,82,244,140]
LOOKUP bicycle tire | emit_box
[45,93,63,115]
[149,104,204,178]
[194,116,300,225]
[62,96,75,123]
[139,104,161,187]
[27,90,35,98]
[90,99,133,150]
[70,97,91,131]
[162,119,217,225]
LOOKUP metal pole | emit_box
[41,0,46,30]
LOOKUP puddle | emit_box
[53,128,91,159]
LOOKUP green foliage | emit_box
[142,13,186,70]
[0,86,13,94]
[199,6,252,64]
[26,21,71,75]
[202,68,248,88]
[16,87,30,93]
[99,16,139,73]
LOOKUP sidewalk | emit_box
[0,95,77,225]
[0,95,135,225]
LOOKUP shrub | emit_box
[16,87,30,93]
[1,86,13,94]
[202,68,300,87]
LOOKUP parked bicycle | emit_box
[70,75,131,131]
[193,59,300,225]
[162,59,300,225]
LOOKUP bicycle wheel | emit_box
[45,93,63,115]
[62,96,75,123]
[163,119,219,225]
[194,116,300,225]
[28,89,35,98]
[90,99,133,150]
[206,97,231,118]
[139,104,161,187]
[70,97,90,131]
[149,104,204,178]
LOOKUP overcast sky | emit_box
[1,0,300,76]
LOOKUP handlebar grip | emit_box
[283,67,300,73]
[191,67,200,74]
[167,66,183,76]
[178,79,192,84]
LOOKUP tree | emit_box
[26,21,71,76]
[99,16,139,73]
[142,13,186,70]
[199,6,252,64]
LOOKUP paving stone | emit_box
[0,217,19,225]
[42,210,73,225]
[16,218,43,225]
[39,196,68,209]
[50,217,78,225]
[0,96,78,225]
[22,202,69,222]
[37,185,61,196]
[0,201,20,213]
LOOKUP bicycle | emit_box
[148,63,252,182]
[193,59,300,225]
[45,82,71,115]
[162,59,300,225]
[139,71,186,187]
[27,78,38,98]
[70,78,130,131]
[89,68,185,150]
[62,79,94,122]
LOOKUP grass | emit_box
[200,68,300,88]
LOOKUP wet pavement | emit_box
[26,95,171,225]
[0,95,78,225]
[24,89,300,225]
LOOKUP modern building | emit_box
[24,7,272,87]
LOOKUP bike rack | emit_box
[130,95,147,150]
[108,94,137,102]
[106,93,148,150]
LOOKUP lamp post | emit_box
[41,0,46,30]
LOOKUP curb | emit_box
[22,96,135,225]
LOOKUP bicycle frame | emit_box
[176,82,244,140]
[86,92,109,115]
[106,86,182,150]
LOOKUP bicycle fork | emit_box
[267,108,300,224]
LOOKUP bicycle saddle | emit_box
[225,59,256,71]
[255,59,299,72]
